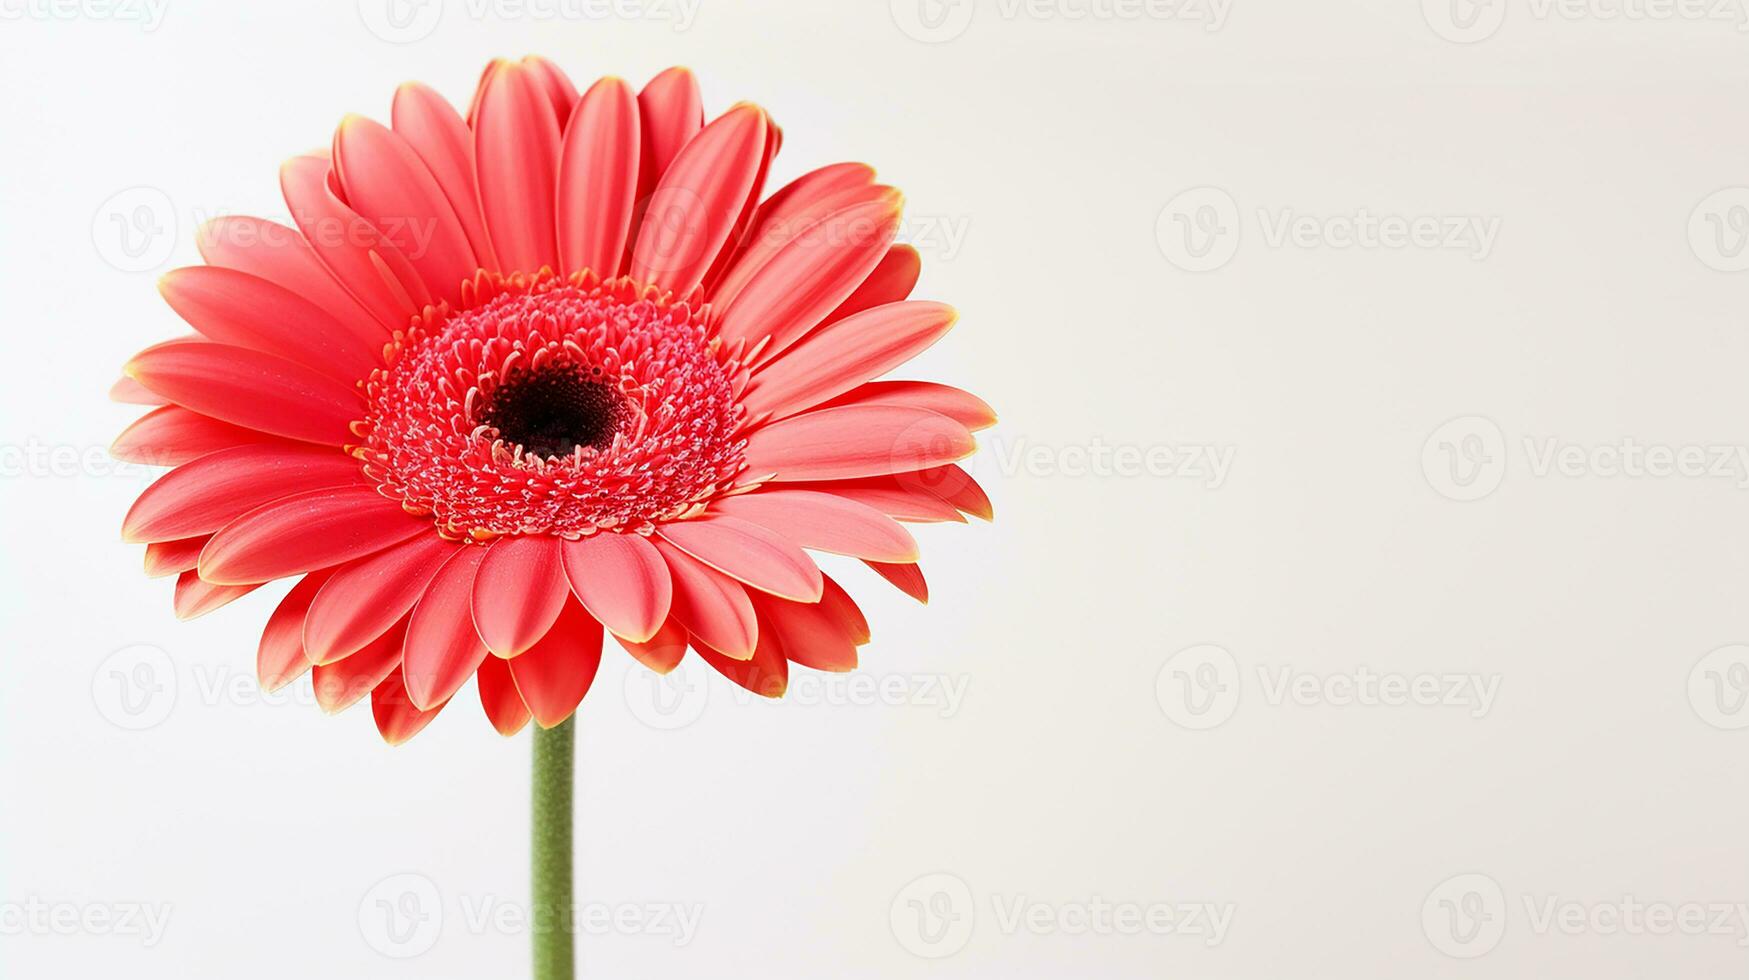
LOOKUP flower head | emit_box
[113,57,992,742]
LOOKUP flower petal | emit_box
[402,545,489,710]
[332,114,478,305]
[709,489,918,563]
[472,535,570,657]
[634,67,703,203]
[313,617,406,713]
[779,475,966,523]
[692,614,787,698]
[741,405,976,483]
[371,667,447,745]
[280,155,428,329]
[305,534,461,664]
[109,376,166,405]
[158,266,382,384]
[629,104,768,295]
[197,486,428,586]
[658,515,822,602]
[196,216,384,337]
[112,406,287,467]
[521,55,579,124]
[741,301,956,424]
[124,341,364,447]
[144,535,208,578]
[392,82,500,271]
[122,444,366,543]
[508,600,604,728]
[899,463,994,520]
[474,62,561,274]
[615,618,688,674]
[477,655,531,735]
[561,533,671,643]
[820,244,921,326]
[814,381,996,432]
[652,538,758,660]
[173,571,262,620]
[715,195,903,362]
[754,590,858,672]
[257,570,333,692]
[866,559,928,603]
[557,77,640,278]
[709,167,883,309]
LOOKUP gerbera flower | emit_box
[110,56,993,744]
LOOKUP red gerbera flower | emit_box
[111,56,992,744]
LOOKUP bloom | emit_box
[112,57,992,743]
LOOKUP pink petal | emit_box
[755,591,857,672]
[402,545,489,710]
[472,535,570,657]
[313,618,406,713]
[125,341,364,447]
[280,155,428,329]
[701,107,780,291]
[305,534,461,664]
[708,489,918,563]
[780,475,966,523]
[634,67,703,205]
[561,532,671,643]
[658,515,823,602]
[109,376,166,405]
[741,405,976,483]
[900,463,994,520]
[196,216,384,337]
[508,600,604,728]
[112,406,287,467]
[257,570,333,692]
[820,244,921,326]
[741,301,956,423]
[693,614,787,698]
[866,560,928,603]
[521,55,579,124]
[615,618,688,674]
[819,574,871,644]
[715,195,903,361]
[158,266,381,384]
[122,443,366,543]
[332,115,478,305]
[371,667,447,745]
[144,535,208,578]
[474,62,561,273]
[556,77,640,277]
[392,82,500,270]
[173,571,262,620]
[197,486,429,586]
[629,104,768,295]
[709,167,883,309]
[652,538,758,660]
[477,655,531,735]
[814,381,997,432]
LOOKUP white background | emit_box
[5,0,1749,976]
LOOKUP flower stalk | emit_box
[532,717,575,980]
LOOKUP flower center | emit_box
[481,367,624,458]
[357,272,751,540]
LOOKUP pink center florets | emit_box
[358,272,750,540]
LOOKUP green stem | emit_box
[532,717,575,980]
